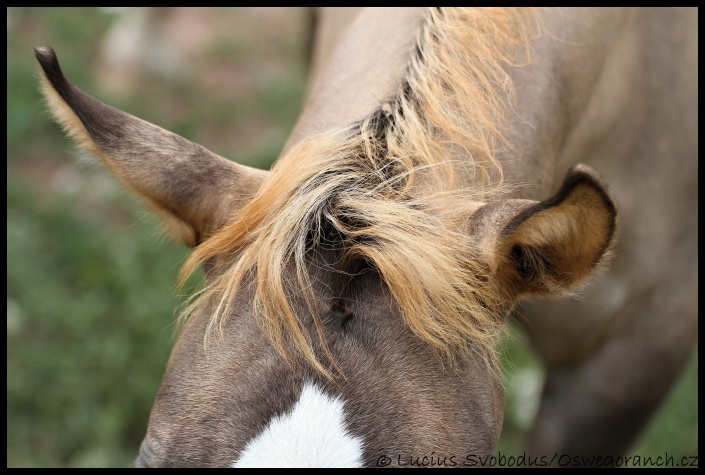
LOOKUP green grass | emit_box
[7,7,697,468]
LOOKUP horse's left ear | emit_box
[495,165,618,297]
[35,46,269,247]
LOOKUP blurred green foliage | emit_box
[8,178,193,467]
[7,7,696,468]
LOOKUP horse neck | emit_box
[284,8,426,154]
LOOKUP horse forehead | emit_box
[232,382,364,468]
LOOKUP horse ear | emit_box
[35,46,269,246]
[493,165,617,297]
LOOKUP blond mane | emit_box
[179,7,538,377]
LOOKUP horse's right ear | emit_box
[35,46,270,246]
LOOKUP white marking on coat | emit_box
[232,383,364,467]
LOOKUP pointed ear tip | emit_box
[565,164,606,187]
[563,164,616,211]
[34,45,56,63]
[34,45,64,83]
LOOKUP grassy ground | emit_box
[7,7,697,468]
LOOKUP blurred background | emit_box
[7,7,697,467]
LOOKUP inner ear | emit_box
[510,244,549,282]
[497,165,617,296]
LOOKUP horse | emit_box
[35,7,697,468]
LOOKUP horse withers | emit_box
[36,7,696,468]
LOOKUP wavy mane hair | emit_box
[179,7,538,377]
